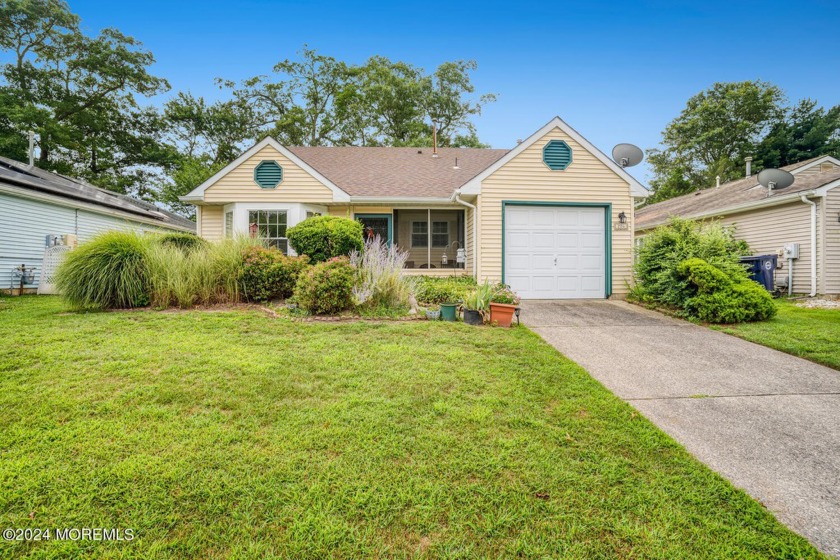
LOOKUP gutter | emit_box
[452,190,478,276]
[347,196,456,205]
[800,195,818,297]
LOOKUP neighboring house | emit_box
[1,156,195,294]
[635,156,840,296]
[181,117,649,300]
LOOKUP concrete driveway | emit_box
[521,299,840,557]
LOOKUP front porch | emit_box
[331,206,471,272]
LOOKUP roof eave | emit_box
[636,189,821,232]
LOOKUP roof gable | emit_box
[458,116,649,198]
[182,137,350,203]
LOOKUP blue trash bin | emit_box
[739,255,777,292]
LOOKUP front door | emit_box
[356,214,393,245]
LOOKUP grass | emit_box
[0,296,823,559]
[712,298,840,370]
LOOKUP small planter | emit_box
[463,308,484,326]
[490,302,517,327]
[440,303,458,322]
[425,309,441,321]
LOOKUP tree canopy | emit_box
[646,81,840,204]
[0,3,495,216]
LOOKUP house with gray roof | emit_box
[635,155,840,295]
[181,117,650,300]
[1,156,194,294]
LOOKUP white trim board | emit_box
[180,137,351,203]
[458,116,649,198]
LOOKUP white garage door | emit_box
[505,205,606,299]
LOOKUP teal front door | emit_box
[356,214,392,245]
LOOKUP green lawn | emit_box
[0,297,822,559]
[713,299,840,370]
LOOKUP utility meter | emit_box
[783,243,800,260]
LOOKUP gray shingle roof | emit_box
[286,146,510,198]
[635,158,840,230]
[0,156,195,231]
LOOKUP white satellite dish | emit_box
[757,168,794,194]
[612,144,644,168]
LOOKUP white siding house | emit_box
[1,157,194,294]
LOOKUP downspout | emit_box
[800,195,817,297]
[453,190,478,277]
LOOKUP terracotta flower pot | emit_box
[490,302,517,327]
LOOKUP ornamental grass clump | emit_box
[56,231,151,310]
[349,236,412,311]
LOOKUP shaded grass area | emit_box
[713,299,840,371]
[0,296,823,559]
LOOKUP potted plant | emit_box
[425,304,441,321]
[462,281,494,325]
[490,285,520,327]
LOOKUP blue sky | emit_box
[68,0,840,184]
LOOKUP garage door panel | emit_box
[505,205,606,299]
[580,232,603,248]
[557,233,579,248]
[507,231,530,249]
[531,232,555,248]
[580,211,603,227]
[580,255,603,270]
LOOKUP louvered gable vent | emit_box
[543,140,572,171]
[254,160,283,188]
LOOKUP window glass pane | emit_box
[246,210,289,254]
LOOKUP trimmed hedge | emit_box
[156,232,207,252]
[412,275,477,304]
[678,258,776,323]
[286,216,363,263]
[241,246,310,302]
[293,257,355,315]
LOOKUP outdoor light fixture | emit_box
[441,251,448,266]
[618,212,627,224]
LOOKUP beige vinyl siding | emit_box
[796,161,839,178]
[198,206,224,241]
[204,145,333,203]
[824,188,840,294]
[718,201,820,294]
[478,126,635,296]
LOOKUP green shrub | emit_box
[349,238,411,310]
[678,258,776,323]
[156,232,206,252]
[413,275,476,304]
[241,246,310,302]
[286,216,363,263]
[56,231,150,310]
[631,217,751,308]
[293,257,355,315]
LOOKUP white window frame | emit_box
[224,211,233,238]
[411,221,428,248]
[248,210,289,253]
[432,221,449,248]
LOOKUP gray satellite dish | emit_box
[757,168,794,193]
[612,143,644,168]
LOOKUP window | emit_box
[224,211,233,238]
[432,221,449,248]
[305,211,322,219]
[411,221,428,247]
[248,210,288,253]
